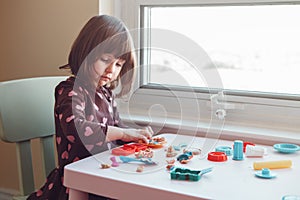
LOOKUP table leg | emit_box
[69,188,88,200]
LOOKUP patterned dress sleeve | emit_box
[55,82,108,155]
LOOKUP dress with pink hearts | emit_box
[27,76,123,200]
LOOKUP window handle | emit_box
[209,91,244,119]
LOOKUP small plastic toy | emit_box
[273,143,300,154]
[253,160,292,170]
[177,151,193,164]
[170,167,213,181]
[243,142,255,152]
[245,145,266,157]
[111,143,148,156]
[255,168,276,179]
[207,152,227,162]
[119,156,158,165]
[232,140,244,160]
[215,146,232,156]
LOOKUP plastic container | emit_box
[245,145,266,157]
[215,146,232,156]
[207,152,227,162]
[233,140,244,160]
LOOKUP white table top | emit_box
[64,133,300,200]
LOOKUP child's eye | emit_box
[116,63,123,67]
[100,57,110,63]
[116,59,126,67]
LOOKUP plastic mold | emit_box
[215,146,232,156]
[207,152,227,162]
[273,143,300,154]
[112,143,148,156]
[255,168,276,179]
[170,167,213,181]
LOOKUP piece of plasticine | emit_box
[253,160,292,170]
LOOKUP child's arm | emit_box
[106,126,153,144]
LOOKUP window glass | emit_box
[149,5,300,95]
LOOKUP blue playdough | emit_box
[177,151,193,163]
[255,168,276,179]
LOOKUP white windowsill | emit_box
[121,113,300,146]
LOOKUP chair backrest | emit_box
[0,76,67,197]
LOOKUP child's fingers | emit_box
[143,126,154,139]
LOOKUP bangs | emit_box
[104,31,133,60]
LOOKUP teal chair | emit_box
[0,76,67,199]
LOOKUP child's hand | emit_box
[121,126,153,143]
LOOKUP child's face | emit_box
[94,53,126,86]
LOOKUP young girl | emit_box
[28,15,153,200]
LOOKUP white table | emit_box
[64,133,300,200]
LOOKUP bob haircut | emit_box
[60,15,136,97]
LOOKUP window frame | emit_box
[101,0,300,144]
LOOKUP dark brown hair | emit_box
[60,15,136,97]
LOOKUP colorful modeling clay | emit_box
[100,164,111,169]
[135,148,153,158]
[136,165,144,172]
[119,156,157,165]
[173,143,188,151]
[253,160,292,170]
[177,151,193,164]
[111,143,148,156]
[152,137,166,143]
[112,146,136,156]
[166,146,178,157]
[184,148,201,155]
[170,167,213,181]
[124,143,148,152]
[147,137,167,148]
[166,159,176,170]
[110,156,119,167]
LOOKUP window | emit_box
[106,0,300,144]
[149,5,300,95]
